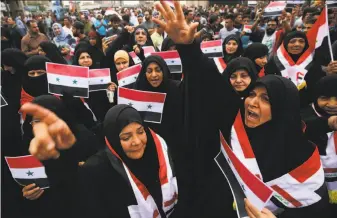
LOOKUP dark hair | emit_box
[110,14,121,23]
[209,14,218,24]
[225,14,234,21]
[26,19,37,27]
[144,10,152,16]
[305,17,316,25]
[242,14,250,20]
[234,13,242,19]
[122,14,130,22]
[266,17,279,25]
[302,7,317,19]
[184,10,193,17]
[63,16,71,23]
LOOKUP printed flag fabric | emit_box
[327,1,337,8]
[214,57,227,74]
[243,25,253,33]
[89,68,111,92]
[286,0,305,8]
[151,50,182,73]
[201,40,223,58]
[215,132,274,217]
[143,46,156,58]
[263,2,286,17]
[5,155,49,189]
[307,5,329,51]
[129,51,142,64]
[117,64,142,88]
[118,87,166,123]
[46,62,89,98]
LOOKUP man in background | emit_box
[219,14,238,40]
[94,14,108,37]
[7,17,22,49]
[139,10,155,34]
[21,20,49,56]
[106,14,122,37]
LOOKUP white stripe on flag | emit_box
[164,58,182,65]
[89,76,111,85]
[118,96,164,114]
[118,73,139,87]
[47,73,89,88]
[9,167,47,179]
[129,51,142,64]
[201,46,223,54]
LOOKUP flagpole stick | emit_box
[325,4,335,61]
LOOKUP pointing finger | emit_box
[21,103,59,126]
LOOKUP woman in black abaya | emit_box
[222,34,244,64]
[243,43,269,77]
[264,31,326,108]
[21,104,179,218]
[38,41,68,64]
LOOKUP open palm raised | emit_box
[153,0,199,44]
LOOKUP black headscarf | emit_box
[243,43,269,72]
[245,75,315,181]
[23,56,50,97]
[39,41,68,64]
[223,57,258,99]
[161,37,176,51]
[134,55,170,93]
[222,34,244,63]
[129,26,154,48]
[73,46,97,69]
[313,75,337,117]
[103,105,162,208]
[283,31,309,63]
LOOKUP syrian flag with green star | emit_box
[201,40,223,58]
[118,87,166,123]
[143,46,156,58]
[117,64,142,88]
[89,68,111,92]
[46,62,89,98]
[151,50,182,73]
[129,51,142,64]
[5,155,49,189]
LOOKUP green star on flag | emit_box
[100,79,104,83]
[26,170,34,176]
[56,78,60,82]
[73,79,78,85]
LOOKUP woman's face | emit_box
[38,46,46,56]
[28,70,46,77]
[135,29,147,45]
[317,96,337,115]
[146,62,163,88]
[53,25,61,36]
[78,52,92,67]
[229,69,251,92]
[244,86,272,128]
[115,58,129,72]
[168,45,176,51]
[89,37,97,46]
[225,40,238,54]
[119,122,147,159]
[255,56,268,68]
[287,37,306,55]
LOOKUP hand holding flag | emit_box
[20,103,76,160]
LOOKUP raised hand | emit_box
[244,199,276,218]
[22,183,44,200]
[21,103,76,160]
[152,0,198,44]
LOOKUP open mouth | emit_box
[247,109,259,120]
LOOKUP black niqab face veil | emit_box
[245,75,314,181]
[23,56,50,97]
[313,75,337,117]
[134,55,170,93]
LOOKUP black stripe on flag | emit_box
[139,111,162,123]
[215,153,248,218]
[168,65,182,73]
[204,52,223,58]
[49,84,89,98]
[89,84,108,92]
[15,178,49,189]
[328,2,337,8]
[263,11,282,17]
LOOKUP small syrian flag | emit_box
[201,40,223,58]
[327,1,337,9]
[5,155,49,189]
[151,50,182,74]
[1,91,8,107]
[117,64,142,88]
[263,2,286,17]
[243,25,253,33]
[143,46,156,58]
[215,132,274,217]
[285,0,305,8]
[89,68,111,92]
[118,87,166,123]
[214,57,227,74]
[46,62,89,98]
[129,51,142,64]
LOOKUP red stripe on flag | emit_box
[119,87,166,103]
[143,46,155,54]
[307,6,327,52]
[89,68,110,78]
[267,2,286,7]
[289,147,321,183]
[117,64,142,80]
[233,111,255,158]
[220,133,273,202]
[150,129,168,184]
[218,58,227,70]
[152,50,180,59]
[324,168,337,173]
[271,185,303,207]
[46,62,89,78]
[6,155,43,169]
[201,40,222,48]
[129,51,137,58]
